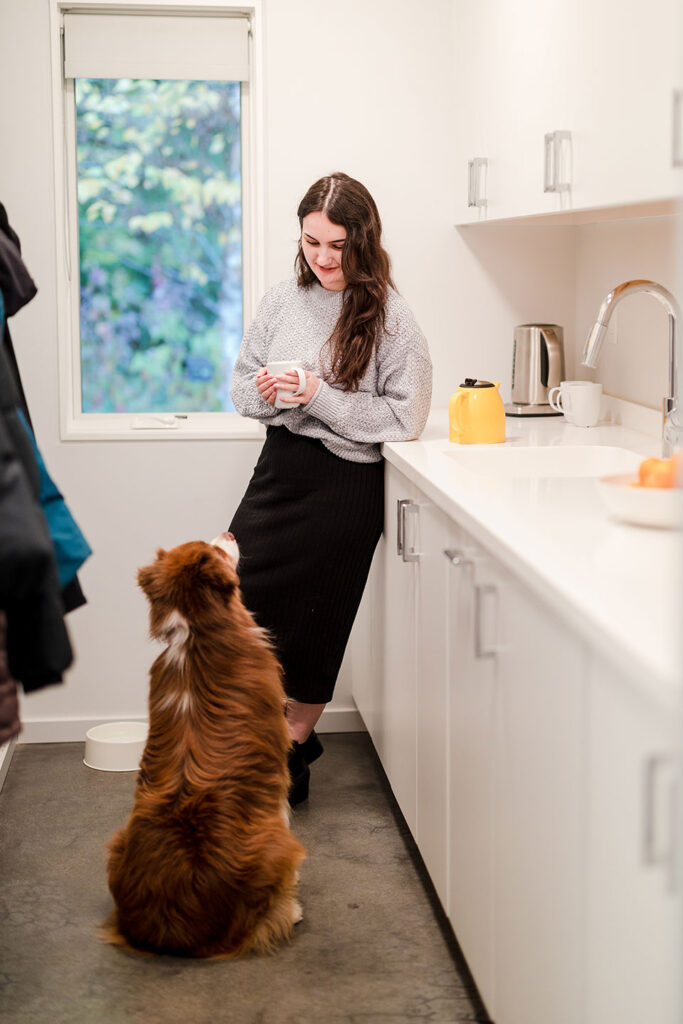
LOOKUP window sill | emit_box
[60,412,265,442]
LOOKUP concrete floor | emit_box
[0,733,489,1024]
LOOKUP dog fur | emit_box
[101,535,305,958]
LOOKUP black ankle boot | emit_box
[299,729,324,765]
[288,743,310,806]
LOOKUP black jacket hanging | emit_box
[0,204,78,691]
[0,324,73,691]
[0,202,88,613]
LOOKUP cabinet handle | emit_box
[474,583,497,658]
[642,754,678,893]
[673,90,683,168]
[396,498,408,555]
[468,157,488,208]
[401,501,420,562]
[443,548,471,567]
[544,133,555,192]
[544,131,572,193]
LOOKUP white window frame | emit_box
[49,0,265,441]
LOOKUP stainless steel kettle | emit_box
[506,324,565,416]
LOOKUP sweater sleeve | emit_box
[229,285,283,421]
[304,341,433,444]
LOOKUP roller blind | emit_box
[63,13,250,81]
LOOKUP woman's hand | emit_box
[275,369,321,406]
[256,368,278,406]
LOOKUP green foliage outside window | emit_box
[76,78,242,413]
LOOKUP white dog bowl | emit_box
[83,721,148,772]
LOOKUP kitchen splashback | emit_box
[575,214,681,409]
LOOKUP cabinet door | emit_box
[490,0,578,220]
[575,0,682,209]
[351,542,384,748]
[415,494,451,907]
[447,528,497,1010]
[454,0,682,221]
[585,653,680,1024]
[492,570,585,1024]
[452,0,496,224]
[454,0,579,223]
[381,464,418,837]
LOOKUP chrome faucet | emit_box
[581,279,681,455]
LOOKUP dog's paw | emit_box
[292,900,304,926]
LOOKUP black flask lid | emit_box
[461,378,493,388]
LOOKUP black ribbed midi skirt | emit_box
[228,426,384,704]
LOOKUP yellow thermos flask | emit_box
[449,378,506,444]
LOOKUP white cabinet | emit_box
[447,526,497,1006]
[454,0,578,222]
[452,0,495,224]
[574,0,683,210]
[359,463,451,895]
[447,541,585,1024]
[376,464,418,837]
[357,459,680,1024]
[492,565,585,1024]
[585,652,680,1024]
[349,540,384,753]
[414,490,451,908]
[488,0,578,221]
[453,0,682,222]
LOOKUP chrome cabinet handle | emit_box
[544,133,555,192]
[396,498,408,555]
[544,131,572,193]
[468,157,488,208]
[642,754,678,893]
[474,583,497,658]
[401,501,420,562]
[444,548,476,574]
[673,90,683,168]
[467,160,475,207]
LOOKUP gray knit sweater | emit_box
[230,278,432,463]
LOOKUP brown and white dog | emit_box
[101,532,305,958]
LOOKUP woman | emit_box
[229,172,432,804]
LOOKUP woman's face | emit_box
[301,211,347,292]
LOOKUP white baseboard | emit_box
[19,717,146,744]
[317,705,365,733]
[18,705,366,745]
[0,737,17,791]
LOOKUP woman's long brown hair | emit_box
[294,172,395,392]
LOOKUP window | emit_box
[54,4,263,438]
[76,78,242,414]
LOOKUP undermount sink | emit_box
[444,444,642,479]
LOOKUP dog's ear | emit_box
[137,562,162,600]
[137,549,168,596]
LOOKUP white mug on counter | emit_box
[266,360,307,409]
[548,380,602,427]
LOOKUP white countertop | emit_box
[383,407,682,708]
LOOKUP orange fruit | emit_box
[672,451,683,485]
[637,456,676,488]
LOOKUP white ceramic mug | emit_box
[548,380,602,427]
[266,360,307,409]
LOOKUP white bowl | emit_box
[83,721,148,772]
[596,474,683,529]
